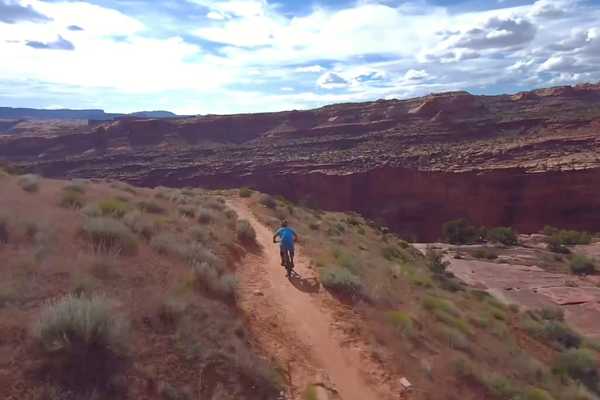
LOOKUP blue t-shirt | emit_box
[275,227,296,249]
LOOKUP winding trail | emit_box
[230,200,400,400]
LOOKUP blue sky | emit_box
[1,0,599,114]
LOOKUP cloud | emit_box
[317,72,349,89]
[295,65,325,73]
[67,25,83,31]
[453,17,537,50]
[26,35,74,50]
[0,0,50,23]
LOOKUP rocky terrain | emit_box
[1,83,600,240]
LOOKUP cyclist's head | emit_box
[281,219,288,227]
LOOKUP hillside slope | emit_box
[2,83,600,240]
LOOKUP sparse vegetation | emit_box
[570,254,596,275]
[553,348,598,382]
[320,266,362,296]
[18,174,40,193]
[442,218,481,244]
[59,189,85,209]
[425,247,449,274]
[81,217,138,255]
[239,187,253,198]
[546,227,592,253]
[197,207,218,224]
[260,194,277,209]
[137,200,166,214]
[472,247,499,260]
[32,294,129,390]
[236,219,256,245]
[97,198,129,218]
[123,210,158,240]
[487,226,518,246]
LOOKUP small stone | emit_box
[399,377,412,391]
[254,290,264,296]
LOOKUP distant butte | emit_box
[2,82,600,240]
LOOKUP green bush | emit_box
[260,195,277,209]
[97,198,129,218]
[382,245,403,261]
[137,200,166,214]
[178,206,195,218]
[570,254,596,275]
[320,266,362,295]
[425,247,449,274]
[442,219,480,244]
[189,226,208,243]
[239,187,253,198]
[546,229,592,252]
[59,190,85,209]
[236,219,256,244]
[33,294,129,371]
[385,311,413,336]
[524,388,555,400]
[553,349,598,381]
[0,216,8,244]
[472,248,499,260]
[487,227,518,245]
[422,296,461,317]
[18,174,40,193]
[81,217,138,255]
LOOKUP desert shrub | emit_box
[553,349,598,382]
[224,208,238,221]
[18,174,40,193]
[439,326,471,352]
[81,204,101,218]
[202,198,225,212]
[0,167,8,178]
[309,222,320,231]
[151,234,220,268]
[81,217,137,255]
[304,385,318,400]
[538,307,565,321]
[487,227,518,245]
[260,194,277,209]
[178,206,195,218]
[159,383,191,400]
[32,294,129,385]
[190,262,237,300]
[189,226,209,243]
[320,266,362,295]
[570,254,596,275]
[197,208,219,224]
[425,247,449,274]
[236,219,256,244]
[523,315,582,349]
[482,373,519,398]
[442,219,481,244]
[385,311,413,336]
[382,245,404,261]
[63,181,86,194]
[137,200,166,214]
[547,229,592,253]
[59,190,85,209]
[239,187,253,198]
[123,210,157,240]
[0,216,8,244]
[422,295,461,317]
[97,198,129,218]
[525,388,555,400]
[472,248,499,260]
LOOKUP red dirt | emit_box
[231,199,404,400]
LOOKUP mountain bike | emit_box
[274,240,294,277]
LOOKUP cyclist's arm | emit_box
[273,228,281,242]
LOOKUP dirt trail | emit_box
[230,200,400,400]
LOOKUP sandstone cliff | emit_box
[2,83,600,240]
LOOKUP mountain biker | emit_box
[273,219,298,268]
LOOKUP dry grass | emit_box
[18,174,41,193]
[236,219,256,245]
[81,217,138,255]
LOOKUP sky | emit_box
[0,0,599,114]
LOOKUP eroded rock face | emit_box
[1,83,600,240]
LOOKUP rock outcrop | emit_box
[2,83,600,240]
